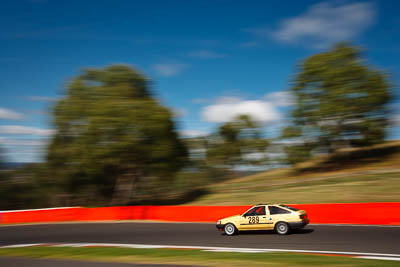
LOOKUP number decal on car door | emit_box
[248,216,260,224]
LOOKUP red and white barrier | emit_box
[1,203,399,225]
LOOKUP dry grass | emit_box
[189,141,400,205]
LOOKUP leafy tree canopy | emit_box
[47,65,187,205]
[206,115,269,170]
[290,43,392,153]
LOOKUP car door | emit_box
[268,205,291,227]
[238,207,257,230]
[240,206,272,230]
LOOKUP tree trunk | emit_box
[111,169,137,205]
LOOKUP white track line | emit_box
[0,207,80,213]
[356,256,400,261]
[1,244,44,248]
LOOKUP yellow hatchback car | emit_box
[216,204,309,235]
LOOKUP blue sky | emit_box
[0,0,399,162]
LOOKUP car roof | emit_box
[255,204,286,207]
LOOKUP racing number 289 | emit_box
[248,216,259,224]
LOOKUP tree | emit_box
[0,163,54,210]
[206,115,269,171]
[47,65,187,205]
[289,43,392,154]
[0,146,4,170]
[279,126,313,165]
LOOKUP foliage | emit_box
[0,163,54,210]
[283,143,313,165]
[206,115,269,171]
[47,65,188,205]
[281,126,302,139]
[0,147,4,170]
[289,43,392,156]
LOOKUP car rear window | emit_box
[269,206,291,215]
[279,205,299,211]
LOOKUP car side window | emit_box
[244,207,258,216]
[268,206,290,215]
[244,206,265,216]
[255,206,266,216]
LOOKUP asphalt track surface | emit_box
[0,222,399,254]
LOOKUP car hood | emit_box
[220,214,241,222]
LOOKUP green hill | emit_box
[188,141,400,205]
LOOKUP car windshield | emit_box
[279,205,299,211]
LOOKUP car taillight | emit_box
[300,214,308,219]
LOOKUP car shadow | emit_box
[222,228,314,236]
[292,228,314,234]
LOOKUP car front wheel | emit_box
[224,223,237,236]
[275,222,290,235]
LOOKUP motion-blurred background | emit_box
[0,0,399,210]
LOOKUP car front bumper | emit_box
[216,224,225,231]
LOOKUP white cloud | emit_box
[201,97,281,123]
[1,145,46,163]
[187,50,226,59]
[0,107,24,120]
[153,63,186,77]
[180,130,208,138]
[0,137,49,163]
[264,91,294,107]
[255,1,375,47]
[0,137,47,146]
[0,125,55,136]
[392,114,400,126]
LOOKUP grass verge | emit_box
[189,141,400,205]
[190,171,400,205]
[0,246,398,267]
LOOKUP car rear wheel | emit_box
[275,222,290,235]
[224,223,237,236]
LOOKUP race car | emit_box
[216,204,309,235]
